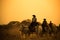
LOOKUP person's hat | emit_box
[44,18,46,20]
[32,15,36,17]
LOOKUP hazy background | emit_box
[0,0,60,25]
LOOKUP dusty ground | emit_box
[0,26,60,40]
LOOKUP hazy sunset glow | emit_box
[0,0,60,25]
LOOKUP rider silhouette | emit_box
[29,15,37,32]
[42,18,48,33]
[32,15,37,23]
[58,24,60,31]
[32,15,37,26]
[49,21,53,32]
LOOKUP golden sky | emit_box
[0,0,60,25]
